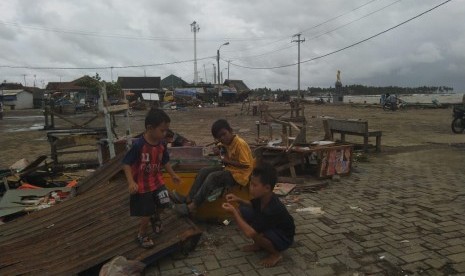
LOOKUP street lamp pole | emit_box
[217,42,229,86]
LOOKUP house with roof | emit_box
[45,75,98,105]
[0,90,33,109]
[117,76,162,101]
[223,79,251,101]
[161,74,188,89]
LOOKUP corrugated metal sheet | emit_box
[0,155,202,275]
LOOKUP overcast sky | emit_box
[0,0,464,91]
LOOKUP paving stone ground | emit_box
[146,144,465,275]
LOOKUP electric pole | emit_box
[212,64,216,85]
[292,33,305,99]
[203,64,207,83]
[191,21,200,85]
[23,74,27,86]
[227,60,231,80]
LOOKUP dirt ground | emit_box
[0,102,463,169]
[2,102,465,274]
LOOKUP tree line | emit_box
[252,85,454,98]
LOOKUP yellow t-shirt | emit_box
[224,135,254,186]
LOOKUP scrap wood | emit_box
[293,181,329,193]
[273,183,296,196]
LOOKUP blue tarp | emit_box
[174,88,197,98]
[221,88,237,94]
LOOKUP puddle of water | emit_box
[3,123,44,132]
[4,116,44,120]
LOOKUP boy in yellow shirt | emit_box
[174,119,253,215]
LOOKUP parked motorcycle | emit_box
[451,105,465,134]
[383,99,406,111]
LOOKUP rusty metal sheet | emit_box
[0,154,202,275]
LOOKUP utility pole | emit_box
[110,67,114,82]
[203,64,207,83]
[292,33,305,99]
[23,74,27,86]
[227,60,231,80]
[217,42,229,87]
[212,64,216,85]
[191,21,200,85]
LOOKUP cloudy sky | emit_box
[0,0,464,91]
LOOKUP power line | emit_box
[0,20,279,42]
[0,56,216,70]
[222,0,383,54]
[223,0,396,60]
[306,0,403,42]
[298,0,381,34]
[229,0,452,70]
[224,0,401,61]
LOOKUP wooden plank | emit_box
[0,164,202,275]
[105,103,129,113]
[327,119,368,133]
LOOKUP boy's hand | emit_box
[222,202,237,213]
[171,174,181,185]
[128,181,138,194]
[225,193,239,202]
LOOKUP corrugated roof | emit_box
[1,90,33,96]
[0,155,202,275]
[118,77,161,90]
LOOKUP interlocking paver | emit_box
[146,146,465,275]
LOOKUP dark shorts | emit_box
[239,205,293,252]
[262,229,293,252]
[130,186,171,217]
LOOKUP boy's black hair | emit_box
[145,108,170,129]
[211,119,233,138]
[252,162,278,190]
[165,129,175,138]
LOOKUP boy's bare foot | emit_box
[241,243,261,252]
[260,253,282,267]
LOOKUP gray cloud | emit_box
[0,0,463,91]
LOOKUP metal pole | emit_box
[217,42,229,86]
[227,60,230,80]
[217,49,220,86]
[203,64,207,83]
[298,35,301,98]
[212,64,216,85]
[191,21,200,84]
[292,34,305,99]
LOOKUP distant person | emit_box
[222,162,295,267]
[165,129,196,147]
[380,94,387,105]
[173,119,254,216]
[122,108,181,248]
[385,93,398,110]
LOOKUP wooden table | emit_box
[255,143,353,179]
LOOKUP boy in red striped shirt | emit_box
[122,108,180,248]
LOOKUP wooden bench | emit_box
[325,119,382,152]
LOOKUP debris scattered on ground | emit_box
[296,206,325,215]
[191,267,207,276]
[293,181,329,194]
[273,183,296,196]
[280,195,300,206]
[99,256,145,276]
[349,206,363,212]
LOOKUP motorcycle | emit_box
[451,105,465,134]
[383,99,406,111]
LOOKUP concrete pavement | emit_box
[147,144,465,275]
